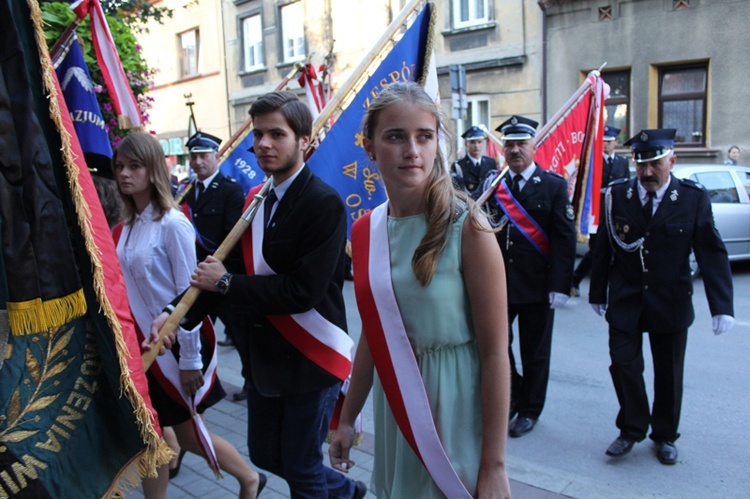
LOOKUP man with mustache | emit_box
[590,128,734,465]
[491,115,577,437]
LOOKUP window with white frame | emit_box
[179,29,199,78]
[241,14,264,71]
[453,0,489,29]
[280,2,305,63]
[466,97,490,129]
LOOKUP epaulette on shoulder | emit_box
[225,176,237,183]
[607,178,629,188]
[677,177,705,190]
[545,169,565,179]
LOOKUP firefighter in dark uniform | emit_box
[183,131,249,400]
[451,125,497,200]
[489,115,577,437]
[571,126,631,296]
[590,128,734,464]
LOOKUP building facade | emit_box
[138,0,231,177]
[540,0,750,164]
[224,0,544,159]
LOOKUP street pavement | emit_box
[127,260,750,498]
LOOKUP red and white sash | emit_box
[351,203,471,498]
[494,178,551,258]
[113,224,221,476]
[240,187,353,381]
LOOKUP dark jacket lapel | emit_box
[264,165,313,234]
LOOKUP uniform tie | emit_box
[195,181,204,201]
[606,156,614,169]
[643,191,655,222]
[511,174,521,196]
[263,189,277,228]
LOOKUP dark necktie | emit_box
[195,181,204,201]
[263,189,277,228]
[643,191,655,222]
[607,156,614,169]
[511,175,521,196]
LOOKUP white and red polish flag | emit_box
[71,0,143,128]
[298,62,327,119]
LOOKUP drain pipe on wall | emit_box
[537,1,548,124]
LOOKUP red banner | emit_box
[534,90,594,201]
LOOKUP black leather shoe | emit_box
[655,441,678,465]
[353,480,368,499]
[232,388,248,401]
[217,338,234,347]
[509,416,537,437]
[605,437,635,457]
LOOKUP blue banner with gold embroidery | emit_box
[307,3,432,237]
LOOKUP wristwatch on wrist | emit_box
[216,272,233,296]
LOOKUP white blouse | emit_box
[117,204,202,370]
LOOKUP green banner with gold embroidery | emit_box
[0,1,170,497]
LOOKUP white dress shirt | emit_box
[637,180,670,217]
[117,204,203,370]
[511,162,536,191]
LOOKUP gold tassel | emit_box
[7,288,86,335]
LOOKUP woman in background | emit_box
[329,82,511,498]
[724,145,741,166]
[113,132,265,499]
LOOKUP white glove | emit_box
[711,315,735,335]
[591,303,607,316]
[549,292,569,309]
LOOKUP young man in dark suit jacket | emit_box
[154,92,366,498]
[571,126,631,296]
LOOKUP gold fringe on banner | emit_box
[417,1,436,88]
[6,289,86,336]
[26,0,172,493]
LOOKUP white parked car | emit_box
[671,163,750,277]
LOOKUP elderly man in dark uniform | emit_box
[183,131,249,399]
[451,125,497,199]
[590,129,734,465]
[490,115,577,437]
[571,126,631,296]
